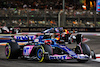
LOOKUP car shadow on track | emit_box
[0,57,92,64]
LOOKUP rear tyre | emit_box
[75,46,89,63]
[42,44,53,55]
[91,50,96,59]
[81,44,91,56]
[75,44,91,56]
[75,44,90,63]
[5,42,20,59]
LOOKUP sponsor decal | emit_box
[23,46,30,55]
[23,46,34,55]
[14,35,36,40]
[49,55,67,60]
[34,39,39,42]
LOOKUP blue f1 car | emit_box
[5,34,96,63]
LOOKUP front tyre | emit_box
[36,45,45,62]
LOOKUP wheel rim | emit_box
[37,45,44,62]
[5,43,11,59]
[37,49,43,59]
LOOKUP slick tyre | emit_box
[81,44,91,56]
[91,50,96,59]
[36,45,45,62]
[5,42,20,59]
[76,44,90,63]
[42,44,53,55]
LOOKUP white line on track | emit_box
[92,59,100,62]
[91,54,100,62]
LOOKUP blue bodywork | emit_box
[33,35,89,60]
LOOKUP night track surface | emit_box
[0,35,100,67]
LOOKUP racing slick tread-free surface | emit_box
[42,44,53,55]
[5,42,20,59]
[81,43,91,56]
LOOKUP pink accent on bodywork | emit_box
[5,46,8,55]
[53,54,61,56]
[23,45,35,56]
[66,57,72,59]
[33,35,36,39]
[79,43,83,53]
[29,45,34,55]
[14,36,16,39]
